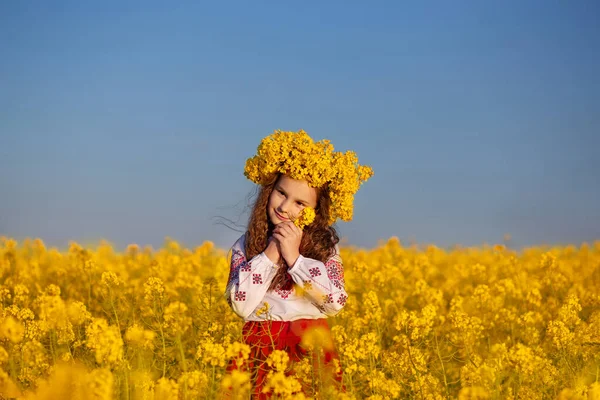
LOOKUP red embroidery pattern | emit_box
[231,250,251,272]
[227,250,242,291]
[325,258,344,289]
[323,294,334,303]
[235,291,246,301]
[252,274,263,284]
[309,267,321,277]
[276,288,292,299]
[337,293,347,306]
[303,280,313,291]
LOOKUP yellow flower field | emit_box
[1,236,599,399]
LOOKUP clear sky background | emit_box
[1,1,599,251]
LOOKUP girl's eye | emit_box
[296,202,304,206]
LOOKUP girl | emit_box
[224,130,373,398]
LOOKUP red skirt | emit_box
[225,318,343,399]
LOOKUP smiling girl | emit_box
[224,130,373,398]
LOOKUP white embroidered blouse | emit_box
[225,233,348,322]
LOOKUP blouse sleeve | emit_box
[287,245,348,317]
[224,235,281,319]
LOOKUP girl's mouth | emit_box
[275,211,289,221]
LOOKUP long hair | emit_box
[245,174,340,291]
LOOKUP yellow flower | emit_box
[0,316,24,343]
[458,386,490,400]
[67,301,92,325]
[588,383,600,400]
[0,346,8,364]
[130,370,154,400]
[13,284,30,305]
[301,326,334,352]
[261,370,303,397]
[196,337,227,367]
[44,284,61,296]
[293,207,316,230]
[142,276,166,316]
[100,271,124,287]
[163,301,192,335]
[37,293,69,331]
[86,368,114,400]
[0,286,11,303]
[154,377,179,400]
[395,304,436,342]
[143,276,165,301]
[220,370,251,400]
[21,340,50,380]
[225,341,251,368]
[558,294,582,328]
[364,290,383,324]
[85,318,123,366]
[125,324,156,350]
[1,369,21,398]
[178,370,208,398]
[266,349,289,372]
[255,301,271,317]
[20,362,88,400]
[366,370,401,399]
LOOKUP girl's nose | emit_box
[278,199,291,214]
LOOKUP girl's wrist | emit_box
[264,240,280,264]
[284,252,300,267]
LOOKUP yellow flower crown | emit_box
[244,130,374,225]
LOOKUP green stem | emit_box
[110,289,121,332]
[308,350,316,396]
[317,351,323,394]
[434,333,450,399]
[212,365,216,398]
[155,298,167,378]
[49,330,57,365]
[159,325,167,378]
[405,325,425,400]
[367,353,375,396]
[177,334,187,373]
[9,345,18,380]
[407,344,425,400]
[124,367,130,400]
[348,372,354,394]
[88,274,92,310]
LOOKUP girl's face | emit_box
[268,175,318,225]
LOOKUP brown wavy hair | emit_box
[245,173,340,291]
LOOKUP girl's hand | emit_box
[272,221,302,267]
[264,236,281,265]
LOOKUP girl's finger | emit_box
[283,222,300,237]
[286,225,298,238]
[280,224,294,235]
[275,224,289,236]
[287,221,298,231]
[291,224,302,235]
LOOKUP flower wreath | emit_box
[244,130,374,225]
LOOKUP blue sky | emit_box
[1,1,599,251]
